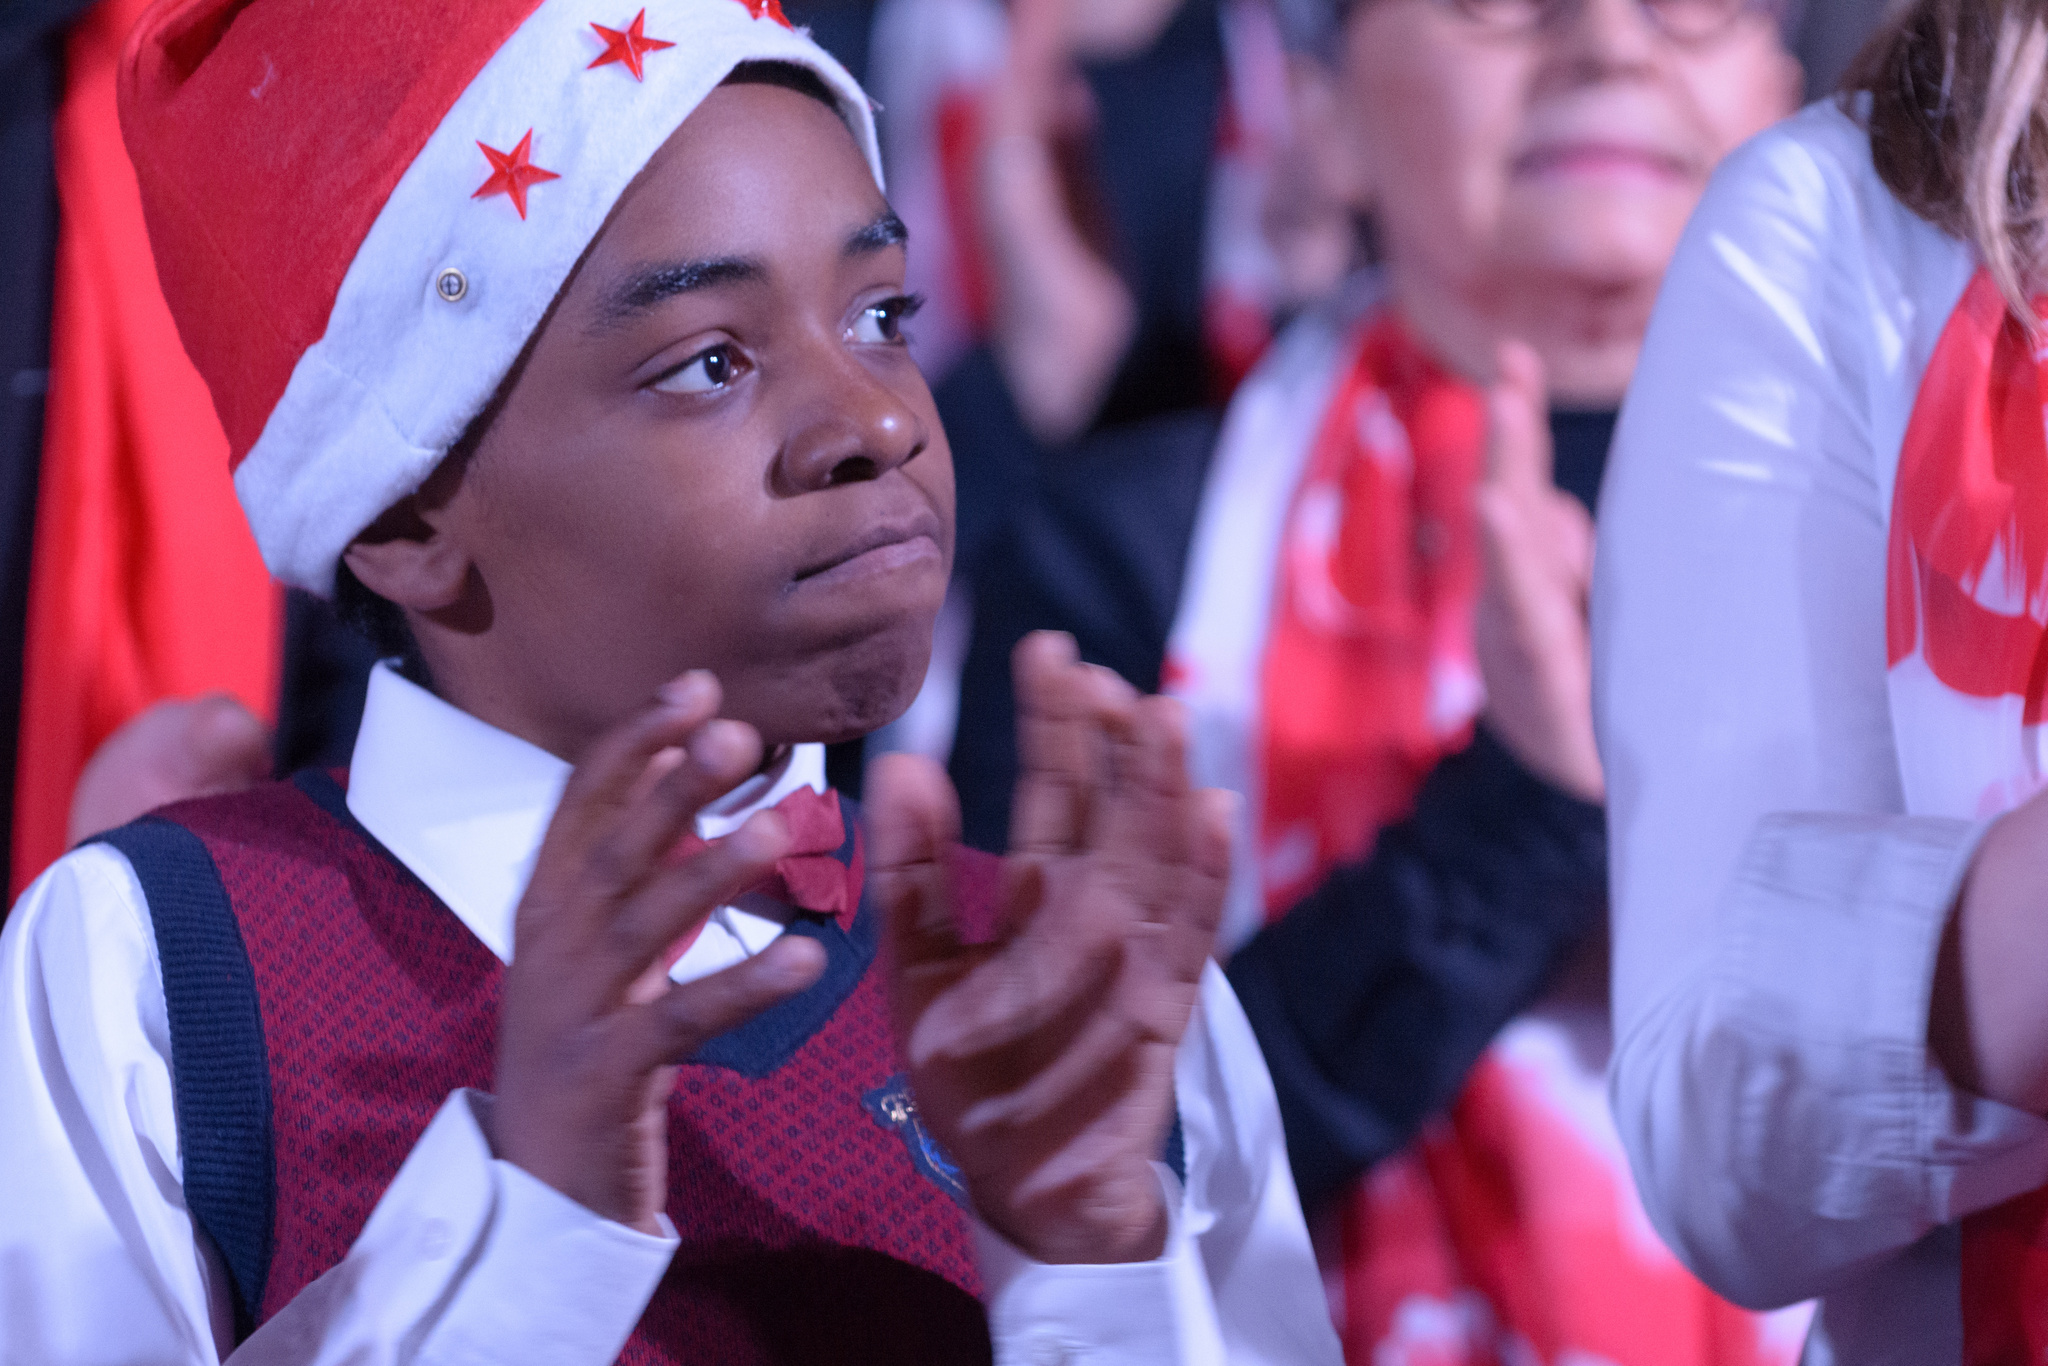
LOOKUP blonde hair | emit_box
[1852,0,2048,327]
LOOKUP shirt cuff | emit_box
[974,1163,1225,1366]
[244,1091,676,1365]
[418,1092,678,1364]
[1715,813,2048,1223]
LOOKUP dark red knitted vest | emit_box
[100,770,993,1364]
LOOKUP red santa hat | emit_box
[120,0,881,594]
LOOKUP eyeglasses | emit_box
[1439,0,1782,44]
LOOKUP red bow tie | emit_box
[661,785,861,971]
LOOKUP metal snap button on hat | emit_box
[435,268,468,303]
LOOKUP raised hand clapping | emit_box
[867,632,1232,1263]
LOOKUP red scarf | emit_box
[1264,308,1798,1366]
[1256,312,1483,916]
[1889,270,2048,1366]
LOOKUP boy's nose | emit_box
[777,360,929,492]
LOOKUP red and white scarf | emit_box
[1166,286,1807,1366]
[1886,268,2048,1365]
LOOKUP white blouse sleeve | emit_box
[1593,108,2048,1312]
[0,844,676,1366]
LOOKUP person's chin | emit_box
[1497,196,1689,288]
[757,605,942,750]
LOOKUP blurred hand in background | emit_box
[973,0,1156,444]
[1474,342,1601,803]
[67,694,270,846]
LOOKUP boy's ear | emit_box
[339,457,474,613]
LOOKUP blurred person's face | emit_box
[1326,0,1799,400]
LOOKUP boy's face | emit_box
[423,82,953,755]
[1331,0,1798,319]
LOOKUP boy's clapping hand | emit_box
[494,672,827,1235]
[869,632,1233,1264]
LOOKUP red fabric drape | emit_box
[15,0,280,898]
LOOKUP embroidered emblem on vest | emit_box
[862,1074,968,1207]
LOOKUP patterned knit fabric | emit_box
[148,775,993,1364]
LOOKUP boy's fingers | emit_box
[639,936,827,1067]
[867,753,961,878]
[541,673,723,861]
[583,718,764,909]
[954,1004,1145,1136]
[907,895,1116,1064]
[1160,787,1232,980]
[868,753,969,977]
[1010,633,1125,857]
[597,810,791,997]
[1091,696,1193,886]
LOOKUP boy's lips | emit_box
[793,515,945,589]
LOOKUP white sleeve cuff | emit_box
[1716,812,2048,1221]
[1614,810,2048,1308]
[973,1164,1225,1366]
[422,1118,679,1364]
[239,1091,676,1366]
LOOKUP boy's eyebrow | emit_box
[593,211,907,331]
[845,210,908,256]
[594,257,764,330]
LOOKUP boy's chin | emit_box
[754,619,936,750]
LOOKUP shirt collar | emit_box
[345,664,827,964]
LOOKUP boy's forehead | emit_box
[578,84,898,303]
[620,78,881,223]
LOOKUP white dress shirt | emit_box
[0,664,1340,1366]
[1596,98,2048,1365]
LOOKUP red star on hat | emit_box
[740,0,793,28]
[471,130,561,219]
[587,10,675,81]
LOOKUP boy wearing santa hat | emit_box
[0,1,1337,1362]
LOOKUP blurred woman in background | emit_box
[1168,0,1805,1360]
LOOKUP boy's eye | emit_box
[850,294,924,346]
[651,345,742,395]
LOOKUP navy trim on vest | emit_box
[289,767,352,826]
[92,817,274,1342]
